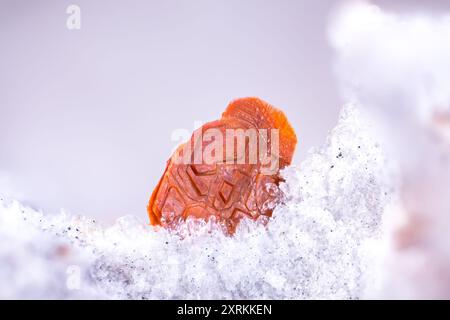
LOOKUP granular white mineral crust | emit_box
[0,104,392,299]
[330,2,450,299]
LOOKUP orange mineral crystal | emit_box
[147,97,297,234]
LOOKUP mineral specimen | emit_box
[147,97,297,234]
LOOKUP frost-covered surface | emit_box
[329,2,450,299]
[0,104,391,299]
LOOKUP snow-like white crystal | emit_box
[0,104,391,299]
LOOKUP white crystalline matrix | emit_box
[330,2,450,299]
[0,104,392,299]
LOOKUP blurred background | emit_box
[1,0,449,222]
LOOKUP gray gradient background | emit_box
[1,0,449,222]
